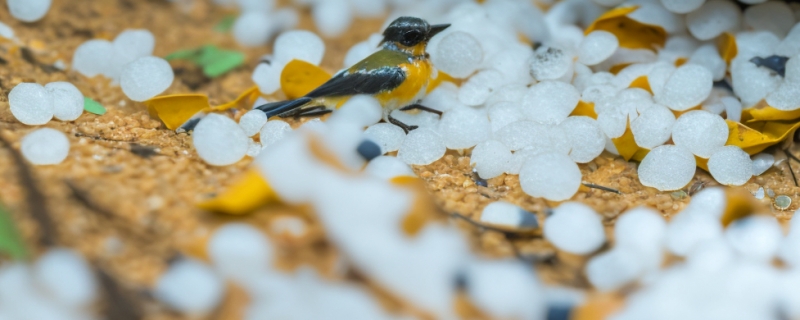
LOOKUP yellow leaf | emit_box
[742,102,800,122]
[281,59,332,99]
[609,63,632,75]
[674,57,688,67]
[720,188,769,227]
[209,86,261,112]
[571,101,598,119]
[611,121,644,161]
[585,6,667,51]
[725,119,800,155]
[716,32,737,65]
[695,155,709,171]
[197,169,280,215]
[144,94,210,130]
[629,75,652,94]
[393,176,442,236]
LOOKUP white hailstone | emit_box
[312,0,352,38]
[780,271,800,319]
[273,30,325,66]
[239,110,268,137]
[614,207,667,270]
[364,123,405,154]
[631,104,675,149]
[596,108,628,139]
[530,46,573,81]
[495,121,568,152]
[665,211,723,256]
[628,2,685,34]
[586,248,643,291]
[155,259,224,314]
[744,2,795,38]
[398,128,446,165]
[421,82,462,112]
[431,31,483,78]
[721,96,743,122]
[671,110,728,158]
[519,152,581,201]
[581,85,618,103]
[779,212,800,266]
[344,41,374,68]
[577,31,619,66]
[688,44,726,81]
[683,187,726,218]
[34,249,97,308]
[72,40,115,78]
[488,101,525,133]
[21,128,69,165]
[349,0,386,17]
[458,69,504,106]
[707,146,754,186]
[766,55,800,110]
[466,260,545,320]
[686,0,741,40]
[505,148,537,175]
[389,109,440,129]
[328,95,381,127]
[7,0,51,22]
[731,59,782,108]
[233,12,273,47]
[236,0,274,12]
[480,202,538,228]
[9,83,54,125]
[364,155,415,180]
[471,140,512,179]
[560,116,604,163]
[113,29,155,61]
[247,140,262,157]
[660,0,706,13]
[751,153,775,176]
[438,107,490,149]
[209,223,273,282]
[486,44,535,84]
[655,64,713,111]
[252,62,283,95]
[685,238,735,273]
[120,56,174,102]
[725,215,782,262]
[0,21,14,40]
[260,120,292,149]
[776,24,800,57]
[45,82,84,122]
[637,145,696,191]
[544,202,605,254]
[521,80,579,125]
[193,114,249,166]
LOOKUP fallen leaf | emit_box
[144,94,209,130]
[716,32,737,65]
[166,45,245,78]
[584,6,667,51]
[197,169,280,215]
[83,97,107,115]
[0,203,28,260]
[280,59,332,100]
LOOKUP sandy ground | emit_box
[1,0,799,319]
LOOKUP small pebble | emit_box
[9,83,54,125]
[45,82,84,122]
[631,104,675,149]
[120,56,174,102]
[155,259,224,314]
[193,114,249,166]
[544,202,605,255]
[776,195,792,210]
[21,128,70,165]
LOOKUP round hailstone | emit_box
[585,248,643,291]
[236,0,274,12]
[671,110,728,158]
[0,21,14,40]
[72,40,115,78]
[458,69,504,106]
[577,31,619,66]
[329,95,381,127]
[238,110,268,137]
[480,202,538,229]
[689,45,727,81]
[120,56,174,102]
[312,0,352,38]
[707,146,753,186]
[614,207,666,270]
[7,0,51,22]
[273,30,325,65]
[488,102,525,133]
[470,140,512,179]
[438,107,490,149]
[519,152,581,201]
[744,2,795,38]
[344,41,374,68]
[660,0,706,13]
[655,64,713,111]
[521,81,580,124]
[560,116,605,163]
[364,123,405,154]
[751,153,775,176]
[530,46,572,81]
[45,82,84,121]
[431,31,483,78]
[766,55,800,110]
[631,104,676,149]
[544,202,605,255]
[21,128,69,165]
[233,12,273,47]
[251,62,283,95]
[193,114,249,166]
[155,259,224,314]
[398,128,446,165]
[9,83,54,125]
[466,260,545,320]
[725,216,782,262]
[364,156,415,180]
[637,145,696,191]
[208,223,273,282]
[260,120,292,149]
[34,248,97,307]
[686,0,741,40]
[113,29,155,61]
[665,211,723,256]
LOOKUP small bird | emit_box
[257,16,450,132]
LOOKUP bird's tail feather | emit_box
[255,97,312,118]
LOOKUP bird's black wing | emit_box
[304,66,406,99]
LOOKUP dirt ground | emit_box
[0,0,799,319]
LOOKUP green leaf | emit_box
[165,48,202,61]
[0,203,28,260]
[165,45,245,78]
[84,97,107,115]
[214,15,237,33]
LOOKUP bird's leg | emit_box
[388,114,419,133]
[400,104,443,117]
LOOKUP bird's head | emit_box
[380,16,450,57]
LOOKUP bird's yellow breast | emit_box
[375,59,433,110]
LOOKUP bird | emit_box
[256,16,450,133]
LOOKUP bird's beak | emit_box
[427,24,450,40]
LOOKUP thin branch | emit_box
[785,150,799,187]
[582,183,622,195]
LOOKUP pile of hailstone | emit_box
[72,29,174,102]
[0,248,99,319]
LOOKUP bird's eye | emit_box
[401,30,424,46]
